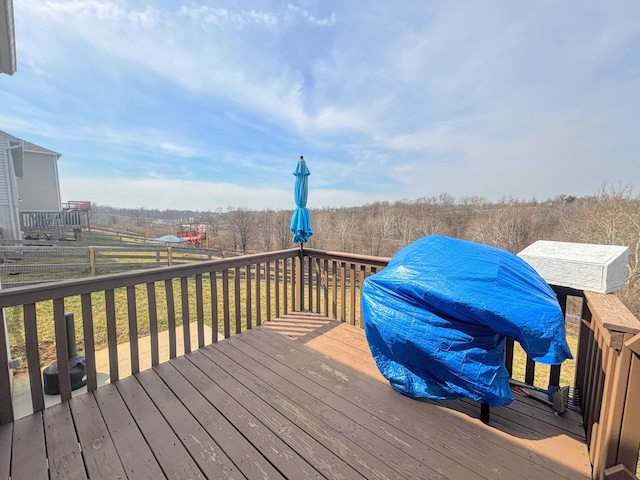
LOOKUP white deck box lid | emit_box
[518,240,629,294]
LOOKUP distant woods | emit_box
[91,182,640,317]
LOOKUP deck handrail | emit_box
[20,209,89,231]
[0,248,300,424]
[1,246,639,478]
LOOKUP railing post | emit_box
[581,291,640,479]
[89,246,96,276]
[617,334,640,473]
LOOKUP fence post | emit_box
[167,247,173,266]
[89,246,96,276]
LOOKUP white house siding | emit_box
[16,150,61,211]
[0,134,20,240]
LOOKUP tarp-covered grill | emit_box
[362,235,572,407]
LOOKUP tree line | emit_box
[91,182,640,317]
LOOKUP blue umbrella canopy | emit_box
[290,155,313,244]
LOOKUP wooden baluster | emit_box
[255,263,262,326]
[146,282,160,366]
[222,269,231,339]
[245,265,252,330]
[181,276,191,354]
[81,293,97,391]
[234,267,241,334]
[195,273,204,348]
[104,290,119,382]
[266,261,272,322]
[165,280,177,359]
[23,303,44,413]
[210,271,219,343]
[126,285,139,375]
[274,260,280,318]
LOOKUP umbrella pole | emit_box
[299,242,305,311]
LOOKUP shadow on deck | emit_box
[1,312,591,479]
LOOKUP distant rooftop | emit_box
[0,129,61,157]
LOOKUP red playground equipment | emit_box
[176,224,207,247]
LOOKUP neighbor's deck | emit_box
[0,312,591,479]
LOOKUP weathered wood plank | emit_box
[200,341,444,480]
[94,383,165,478]
[0,422,12,479]
[186,349,362,479]
[69,393,127,480]
[11,412,48,480]
[115,375,206,479]
[134,368,245,479]
[169,354,318,479]
[43,402,86,480]
[222,334,468,479]
[585,291,640,335]
[604,463,638,480]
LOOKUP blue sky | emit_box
[1,1,639,211]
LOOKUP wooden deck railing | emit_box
[0,246,639,478]
[0,248,299,425]
[20,210,89,232]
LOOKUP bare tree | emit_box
[466,201,539,253]
[255,209,276,252]
[567,182,640,315]
[226,206,254,254]
[395,213,418,249]
[275,210,294,250]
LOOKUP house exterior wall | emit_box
[16,151,61,211]
[0,134,21,240]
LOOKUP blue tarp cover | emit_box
[362,235,572,406]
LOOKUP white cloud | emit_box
[60,176,289,210]
[6,1,640,210]
[59,175,380,210]
[287,4,336,27]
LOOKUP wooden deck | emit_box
[0,312,592,479]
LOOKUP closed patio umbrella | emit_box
[290,155,313,244]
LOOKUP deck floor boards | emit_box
[4,312,592,479]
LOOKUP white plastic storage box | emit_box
[518,241,629,294]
